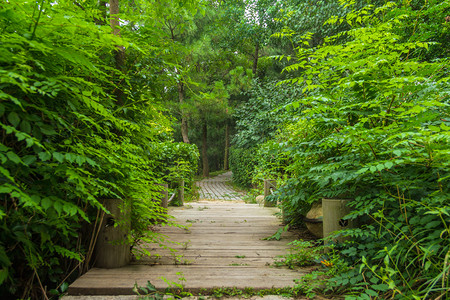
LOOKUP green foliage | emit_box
[230,79,302,188]
[273,241,351,298]
[274,240,326,268]
[148,141,199,185]
[229,147,257,187]
[263,224,289,241]
[0,0,199,298]
[232,0,450,298]
[133,280,164,299]
[232,79,302,149]
[293,248,351,299]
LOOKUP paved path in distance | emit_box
[196,171,244,201]
[67,173,308,296]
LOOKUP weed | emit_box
[160,272,194,299]
[207,286,303,298]
[273,241,351,298]
[182,240,191,250]
[133,281,164,300]
[263,224,289,241]
[235,255,246,258]
[274,240,325,268]
[173,254,192,265]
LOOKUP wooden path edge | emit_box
[68,202,309,295]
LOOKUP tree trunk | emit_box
[110,0,125,106]
[252,43,259,76]
[177,81,190,143]
[224,122,230,170]
[202,122,209,177]
[109,0,120,35]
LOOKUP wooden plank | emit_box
[134,249,290,258]
[68,201,308,295]
[68,265,308,295]
[135,256,281,266]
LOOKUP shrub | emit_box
[229,147,257,188]
[267,1,450,298]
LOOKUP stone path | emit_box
[196,171,244,201]
[67,173,309,297]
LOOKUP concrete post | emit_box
[263,179,276,207]
[322,198,353,244]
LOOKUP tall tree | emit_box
[221,0,283,77]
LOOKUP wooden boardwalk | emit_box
[68,177,308,295]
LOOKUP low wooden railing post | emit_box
[94,198,130,268]
[263,179,276,207]
[178,179,184,206]
[158,183,169,209]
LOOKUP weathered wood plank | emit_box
[135,249,290,258]
[68,265,307,295]
[68,201,307,295]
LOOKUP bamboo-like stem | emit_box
[30,0,45,40]
[34,267,49,300]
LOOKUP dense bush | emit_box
[0,1,199,298]
[230,79,302,188]
[235,1,450,298]
[229,147,257,188]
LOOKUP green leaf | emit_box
[63,203,77,216]
[0,167,14,182]
[41,197,53,210]
[40,125,57,136]
[384,161,394,169]
[53,201,63,214]
[60,282,69,292]
[65,153,76,163]
[23,155,37,166]
[365,289,378,297]
[75,155,86,166]
[7,112,20,127]
[20,120,31,133]
[371,284,389,291]
[53,152,64,163]
[359,293,370,300]
[0,185,13,194]
[25,138,34,147]
[38,152,52,161]
[428,125,440,132]
[0,268,8,285]
[440,122,450,131]
[6,151,22,164]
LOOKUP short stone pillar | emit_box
[95,199,130,268]
[322,198,354,244]
[263,179,276,207]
